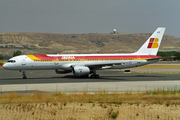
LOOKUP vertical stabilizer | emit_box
[135,27,166,55]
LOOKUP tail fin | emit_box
[135,27,166,55]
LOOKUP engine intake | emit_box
[72,66,90,76]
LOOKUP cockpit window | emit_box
[7,60,16,63]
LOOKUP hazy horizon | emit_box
[0,0,179,37]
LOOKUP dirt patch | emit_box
[0,103,180,120]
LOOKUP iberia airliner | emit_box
[3,28,165,79]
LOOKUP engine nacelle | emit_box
[72,66,90,76]
[55,69,71,74]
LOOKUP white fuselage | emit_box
[3,54,158,71]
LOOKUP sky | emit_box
[0,0,180,37]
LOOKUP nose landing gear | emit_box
[20,70,27,79]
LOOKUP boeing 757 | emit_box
[3,27,166,79]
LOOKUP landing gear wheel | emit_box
[23,76,27,79]
[90,69,100,78]
[95,74,99,78]
[90,74,100,78]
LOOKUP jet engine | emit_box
[55,69,71,74]
[72,66,90,76]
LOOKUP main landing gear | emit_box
[20,70,27,79]
[90,74,99,78]
[90,69,100,78]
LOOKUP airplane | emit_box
[3,27,165,79]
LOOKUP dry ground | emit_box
[1,91,180,120]
[1,102,180,120]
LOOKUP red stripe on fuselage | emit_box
[32,55,161,60]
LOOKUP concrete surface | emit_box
[0,68,180,93]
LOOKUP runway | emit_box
[0,68,180,93]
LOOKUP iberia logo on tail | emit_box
[147,38,159,48]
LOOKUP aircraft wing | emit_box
[85,61,128,69]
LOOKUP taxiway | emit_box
[0,68,180,93]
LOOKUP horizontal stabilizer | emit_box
[146,56,175,61]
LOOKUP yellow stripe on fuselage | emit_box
[134,58,148,60]
[26,55,41,61]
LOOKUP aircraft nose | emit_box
[3,63,9,69]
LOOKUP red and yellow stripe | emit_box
[26,55,161,61]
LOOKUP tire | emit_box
[96,75,99,78]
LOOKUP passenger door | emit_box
[22,57,26,65]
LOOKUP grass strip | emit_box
[1,89,180,105]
